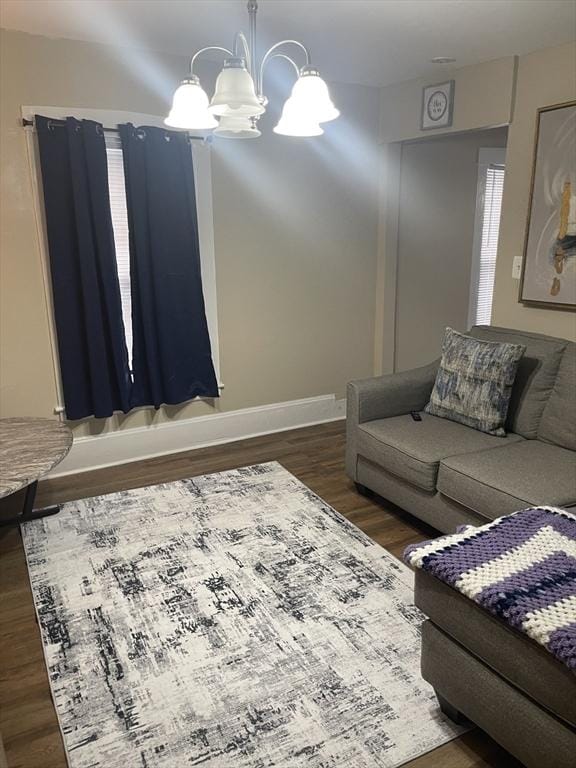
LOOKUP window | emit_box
[469,148,506,326]
[23,106,221,411]
[105,134,133,366]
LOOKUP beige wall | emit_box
[491,42,576,339]
[379,56,516,144]
[395,127,508,372]
[3,28,572,442]
[0,29,380,435]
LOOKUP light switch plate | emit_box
[512,256,523,280]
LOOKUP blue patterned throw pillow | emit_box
[425,328,525,436]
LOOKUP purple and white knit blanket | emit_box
[404,506,576,670]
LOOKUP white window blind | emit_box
[469,148,506,327]
[105,134,133,367]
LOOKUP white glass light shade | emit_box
[273,97,323,137]
[209,58,265,117]
[290,69,340,123]
[213,116,261,139]
[165,77,218,130]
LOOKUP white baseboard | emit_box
[50,394,346,478]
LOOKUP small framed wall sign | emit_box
[421,80,455,130]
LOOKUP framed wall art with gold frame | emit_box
[519,100,576,310]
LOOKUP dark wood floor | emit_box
[0,421,521,768]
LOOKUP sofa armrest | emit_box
[347,360,439,426]
[345,361,438,481]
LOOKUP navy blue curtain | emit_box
[36,116,132,420]
[119,124,218,407]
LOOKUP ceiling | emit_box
[1,0,575,87]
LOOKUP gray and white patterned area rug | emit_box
[23,462,464,768]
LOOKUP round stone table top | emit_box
[0,417,73,499]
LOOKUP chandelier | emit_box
[165,0,339,139]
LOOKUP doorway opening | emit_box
[394,126,508,371]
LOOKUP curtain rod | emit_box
[21,118,208,142]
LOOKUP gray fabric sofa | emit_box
[415,569,576,768]
[346,326,576,533]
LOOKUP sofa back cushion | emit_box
[469,326,567,439]
[538,342,576,451]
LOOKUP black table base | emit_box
[0,481,60,527]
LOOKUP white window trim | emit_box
[467,147,506,329]
[22,106,222,416]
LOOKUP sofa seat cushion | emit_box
[415,569,576,727]
[357,413,524,493]
[438,441,576,518]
